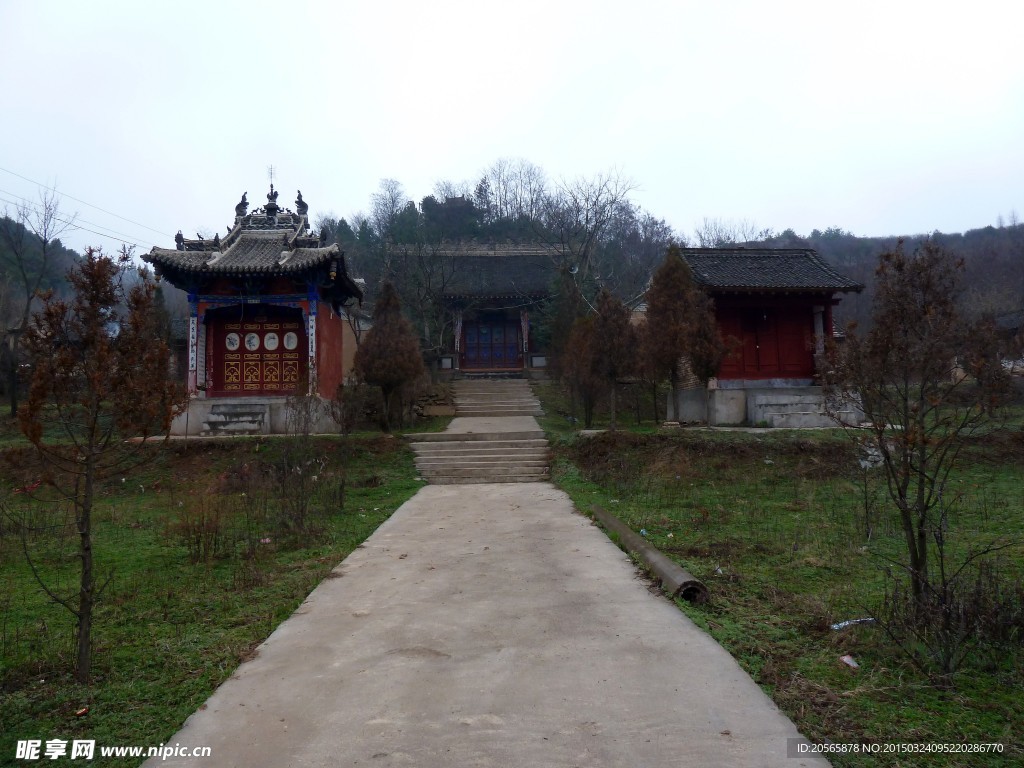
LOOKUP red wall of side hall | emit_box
[315,301,346,398]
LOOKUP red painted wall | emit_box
[315,301,346,398]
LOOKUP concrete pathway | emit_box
[147,480,826,767]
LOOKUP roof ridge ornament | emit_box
[265,184,280,216]
[295,190,308,216]
[235,192,248,217]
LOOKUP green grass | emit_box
[0,433,424,767]
[3,384,1021,767]
[532,379,666,438]
[546,424,1024,767]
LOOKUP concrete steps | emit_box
[408,378,550,484]
[748,388,861,429]
[201,402,268,436]
[408,436,552,484]
[452,378,543,417]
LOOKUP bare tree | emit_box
[540,169,636,290]
[692,216,764,247]
[593,204,677,300]
[0,187,77,415]
[389,242,458,372]
[482,157,548,222]
[370,178,409,241]
[432,178,471,202]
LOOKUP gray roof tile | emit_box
[401,244,559,299]
[680,248,862,292]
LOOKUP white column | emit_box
[307,305,318,395]
[520,310,529,368]
[813,305,825,355]
[187,315,198,395]
[453,312,463,370]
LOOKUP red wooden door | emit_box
[210,318,306,396]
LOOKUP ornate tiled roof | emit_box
[143,187,362,305]
[145,187,336,277]
[147,233,338,276]
[679,248,862,293]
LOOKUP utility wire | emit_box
[0,188,158,248]
[0,166,172,238]
[0,193,156,249]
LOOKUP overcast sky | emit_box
[2,0,1022,256]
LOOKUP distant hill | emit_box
[0,215,81,328]
[756,224,1024,329]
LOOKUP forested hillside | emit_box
[759,223,1024,328]
[311,159,1023,335]
[0,215,80,331]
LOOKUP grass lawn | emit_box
[537,380,1024,768]
[3,377,1021,768]
[0,420,431,767]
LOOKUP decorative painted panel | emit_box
[209,315,307,396]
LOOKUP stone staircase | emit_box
[407,378,550,484]
[201,401,268,436]
[747,387,862,429]
[452,378,543,417]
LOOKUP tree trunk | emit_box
[7,353,16,418]
[76,460,95,683]
[609,384,618,431]
[911,509,930,603]
[583,394,594,429]
[666,368,678,422]
[380,387,393,432]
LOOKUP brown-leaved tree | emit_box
[353,282,425,431]
[824,240,1013,607]
[560,314,603,428]
[592,288,637,430]
[642,245,723,420]
[18,247,186,682]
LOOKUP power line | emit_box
[0,188,159,248]
[0,166,172,238]
[0,193,157,250]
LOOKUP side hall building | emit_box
[670,248,863,427]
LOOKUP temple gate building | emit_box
[144,186,362,435]
[435,243,556,374]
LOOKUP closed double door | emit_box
[211,319,306,395]
[462,320,522,369]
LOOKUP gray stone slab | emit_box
[444,415,543,434]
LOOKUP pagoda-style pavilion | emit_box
[144,187,362,435]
